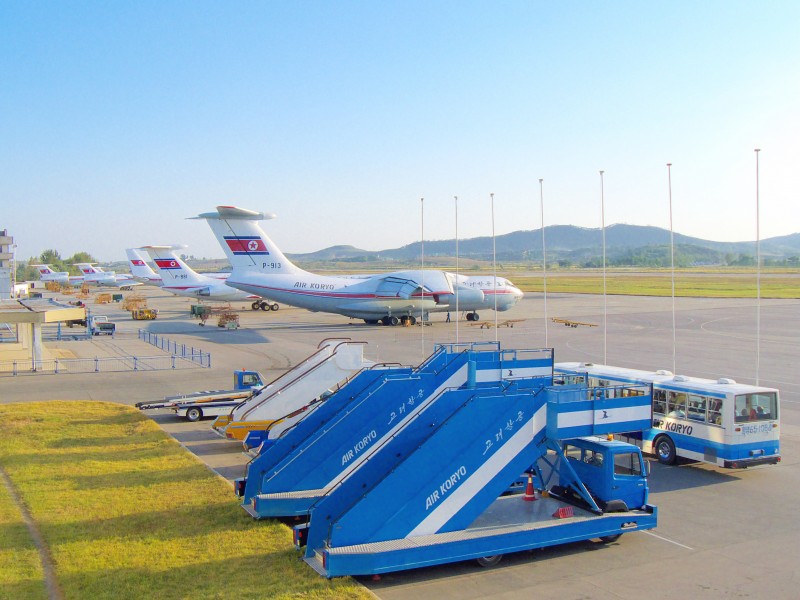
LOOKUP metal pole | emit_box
[667,163,676,374]
[600,170,607,364]
[455,195,459,344]
[421,197,425,360]
[755,148,761,385]
[539,178,548,347]
[491,193,498,339]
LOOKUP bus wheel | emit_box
[655,435,676,465]
[476,555,503,567]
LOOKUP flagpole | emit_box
[600,170,607,364]
[420,197,425,361]
[455,195,459,344]
[755,149,761,385]
[539,178,548,347]
[667,162,676,375]
[491,193,498,340]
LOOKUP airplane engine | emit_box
[433,287,484,306]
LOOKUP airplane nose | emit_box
[512,287,524,301]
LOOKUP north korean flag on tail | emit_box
[154,259,181,270]
[130,259,146,266]
[224,236,270,255]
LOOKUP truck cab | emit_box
[559,437,649,512]
[235,370,263,390]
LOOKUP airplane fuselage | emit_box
[225,271,521,320]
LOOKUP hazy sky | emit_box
[2,2,799,262]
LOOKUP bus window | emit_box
[687,394,706,422]
[667,392,687,419]
[736,392,777,422]
[614,452,642,476]
[708,399,723,426]
[653,389,667,415]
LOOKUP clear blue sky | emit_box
[2,1,798,262]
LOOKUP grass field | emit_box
[512,273,800,298]
[0,402,372,600]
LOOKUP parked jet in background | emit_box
[194,206,523,325]
[125,248,163,286]
[31,264,83,286]
[141,245,277,309]
[74,263,140,288]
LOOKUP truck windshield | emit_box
[614,452,642,476]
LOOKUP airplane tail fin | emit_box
[141,246,208,286]
[192,206,303,275]
[125,248,162,284]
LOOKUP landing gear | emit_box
[251,301,260,310]
[466,312,480,322]
[401,315,417,326]
[259,301,279,311]
[364,319,380,325]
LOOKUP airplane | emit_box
[193,205,524,325]
[125,248,163,286]
[126,247,235,287]
[141,245,277,309]
[31,264,84,286]
[74,263,141,289]
[550,317,598,328]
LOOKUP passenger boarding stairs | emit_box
[213,338,371,440]
[302,372,652,576]
[240,343,551,511]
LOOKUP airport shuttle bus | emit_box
[555,363,780,469]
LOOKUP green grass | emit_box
[0,473,47,599]
[0,402,372,600]
[513,273,800,298]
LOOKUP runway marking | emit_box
[642,530,694,550]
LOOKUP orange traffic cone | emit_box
[523,473,536,502]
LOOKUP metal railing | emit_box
[138,330,211,367]
[0,355,206,376]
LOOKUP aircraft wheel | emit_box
[270,303,279,311]
[654,435,677,465]
[251,301,260,310]
[380,316,391,326]
[186,407,202,422]
[476,555,503,568]
[260,302,269,311]
[470,312,480,322]
[407,315,417,326]
[388,316,400,327]
[364,319,379,325]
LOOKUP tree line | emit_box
[16,249,98,281]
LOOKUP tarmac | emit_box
[2,284,799,599]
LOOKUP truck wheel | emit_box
[600,534,622,543]
[654,435,677,465]
[186,407,202,422]
[476,555,503,567]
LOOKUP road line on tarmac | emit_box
[642,530,694,550]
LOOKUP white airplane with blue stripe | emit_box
[194,206,524,325]
[140,245,269,307]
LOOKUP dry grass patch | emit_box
[0,402,372,600]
